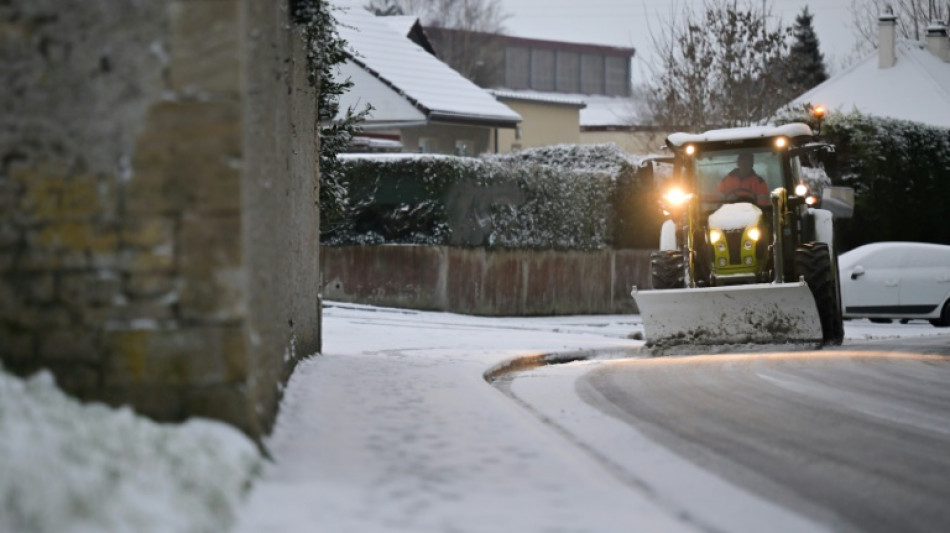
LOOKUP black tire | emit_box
[794,242,844,345]
[930,300,950,328]
[651,250,685,289]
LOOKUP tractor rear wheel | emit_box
[651,250,685,289]
[795,242,844,345]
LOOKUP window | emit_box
[505,47,530,89]
[531,49,555,91]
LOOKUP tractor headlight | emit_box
[794,183,809,197]
[805,195,818,206]
[747,227,761,241]
[709,229,723,243]
[662,186,692,207]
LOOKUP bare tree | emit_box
[397,0,506,33]
[850,0,950,56]
[643,0,793,131]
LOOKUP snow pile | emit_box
[708,202,762,231]
[0,366,261,533]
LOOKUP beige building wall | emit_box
[579,129,669,156]
[495,100,581,153]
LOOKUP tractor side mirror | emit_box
[821,186,854,219]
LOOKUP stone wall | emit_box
[0,0,320,439]
[322,245,653,315]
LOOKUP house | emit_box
[424,28,660,153]
[788,14,950,128]
[333,7,521,155]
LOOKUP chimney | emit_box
[879,9,897,68]
[926,20,950,62]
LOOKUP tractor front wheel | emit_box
[651,250,685,289]
[794,242,844,345]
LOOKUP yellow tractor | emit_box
[633,118,855,350]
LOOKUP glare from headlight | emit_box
[805,195,818,205]
[794,183,808,196]
[748,227,761,241]
[710,229,723,243]
[663,187,692,206]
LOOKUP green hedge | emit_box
[322,144,652,250]
[803,112,950,248]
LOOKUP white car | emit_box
[838,242,950,327]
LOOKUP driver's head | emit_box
[737,153,754,171]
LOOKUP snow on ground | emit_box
[0,367,260,533]
[3,303,947,533]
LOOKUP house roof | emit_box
[489,89,586,108]
[483,89,637,127]
[788,40,950,129]
[333,6,521,129]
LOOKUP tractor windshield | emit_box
[694,147,783,211]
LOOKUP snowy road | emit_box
[508,336,950,533]
[236,304,950,533]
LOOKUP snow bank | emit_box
[0,366,261,533]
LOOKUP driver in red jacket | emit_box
[718,153,769,206]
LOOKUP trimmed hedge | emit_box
[323,144,654,250]
[794,112,950,248]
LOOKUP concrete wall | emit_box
[495,100,581,153]
[322,245,652,315]
[0,0,320,439]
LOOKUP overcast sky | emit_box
[497,0,861,80]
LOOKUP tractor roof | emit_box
[667,123,814,147]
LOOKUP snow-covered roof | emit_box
[333,6,521,128]
[787,40,950,129]
[489,89,586,108]
[381,15,419,38]
[667,123,814,146]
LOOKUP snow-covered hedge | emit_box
[780,111,950,247]
[325,144,648,250]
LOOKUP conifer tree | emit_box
[788,6,828,96]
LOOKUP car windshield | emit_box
[694,148,783,211]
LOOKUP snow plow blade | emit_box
[632,281,823,349]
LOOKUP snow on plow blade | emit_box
[632,282,823,349]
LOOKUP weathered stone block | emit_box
[169,0,241,94]
[118,247,175,273]
[59,271,122,309]
[32,221,118,256]
[104,326,246,387]
[179,214,244,321]
[98,385,185,421]
[0,324,35,364]
[120,216,176,248]
[38,328,101,364]
[184,385,253,434]
[124,272,178,299]
[128,101,241,214]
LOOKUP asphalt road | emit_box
[574,336,950,533]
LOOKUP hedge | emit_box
[323,144,655,250]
